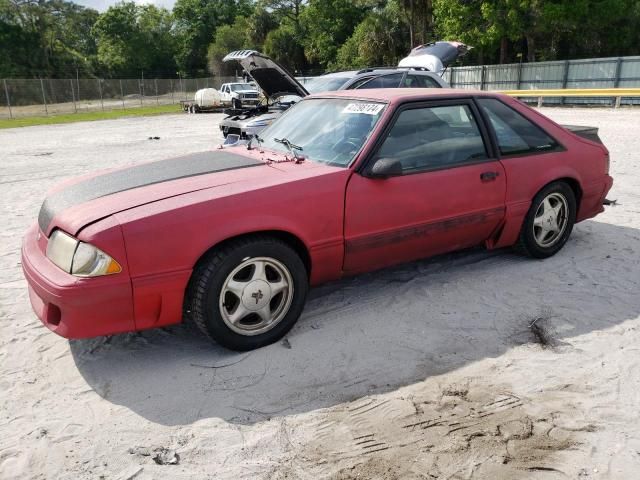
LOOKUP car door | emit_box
[220,85,230,103]
[343,99,506,273]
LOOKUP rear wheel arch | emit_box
[555,177,582,212]
[515,180,578,258]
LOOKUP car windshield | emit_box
[229,84,252,92]
[258,98,386,167]
[304,76,352,93]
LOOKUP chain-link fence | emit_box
[443,56,640,106]
[3,55,640,119]
[0,77,237,119]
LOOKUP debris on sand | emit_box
[528,312,570,350]
[152,448,179,465]
[128,446,179,465]
[441,383,469,399]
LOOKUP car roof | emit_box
[307,87,500,103]
[320,68,440,79]
[319,71,360,78]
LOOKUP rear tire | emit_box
[515,181,576,259]
[186,236,308,351]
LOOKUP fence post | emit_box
[614,57,623,88]
[449,68,455,88]
[480,65,486,90]
[613,57,623,107]
[70,79,77,113]
[3,79,12,119]
[154,78,159,106]
[120,79,125,110]
[516,62,523,90]
[40,78,48,116]
[138,80,143,107]
[170,79,175,104]
[98,79,104,111]
[560,60,569,105]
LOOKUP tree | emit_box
[173,0,252,76]
[335,1,408,70]
[0,0,99,77]
[300,0,369,68]
[263,23,306,72]
[92,2,175,77]
[208,17,254,76]
[400,0,433,48]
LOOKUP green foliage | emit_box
[263,23,306,72]
[1,0,99,78]
[208,17,254,75]
[173,0,252,76]
[0,104,180,129]
[335,1,408,70]
[93,2,176,77]
[434,0,640,64]
[1,0,639,79]
[300,0,369,68]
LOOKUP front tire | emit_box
[187,236,308,351]
[515,181,576,258]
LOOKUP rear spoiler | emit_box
[562,124,602,144]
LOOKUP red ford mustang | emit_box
[22,89,613,350]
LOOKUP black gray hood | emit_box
[38,151,262,233]
[223,50,309,100]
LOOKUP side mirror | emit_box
[368,157,402,178]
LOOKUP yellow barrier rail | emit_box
[499,88,640,107]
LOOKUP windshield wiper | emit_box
[274,137,305,163]
[247,133,263,151]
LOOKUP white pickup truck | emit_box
[219,82,262,108]
[181,82,262,113]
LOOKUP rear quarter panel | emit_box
[492,97,609,248]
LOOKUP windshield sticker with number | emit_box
[342,103,385,115]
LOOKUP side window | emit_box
[374,104,488,174]
[356,73,404,89]
[477,98,558,155]
[346,76,375,89]
[402,74,441,88]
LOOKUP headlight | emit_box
[246,119,273,128]
[46,230,121,277]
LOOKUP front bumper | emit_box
[21,224,135,339]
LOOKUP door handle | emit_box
[480,171,499,181]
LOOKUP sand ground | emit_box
[0,108,639,480]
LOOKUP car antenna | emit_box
[274,137,305,163]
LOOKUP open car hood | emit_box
[223,50,309,100]
[398,41,471,74]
